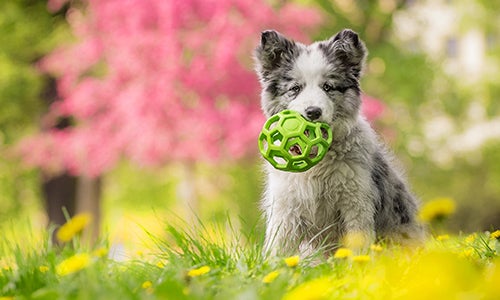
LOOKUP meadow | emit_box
[1,210,500,300]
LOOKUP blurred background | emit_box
[1,0,499,253]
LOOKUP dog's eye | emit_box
[289,85,301,94]
[322,83,334,92]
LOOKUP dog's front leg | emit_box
[263,214,285,256]
[263,210,301,256]
[339,195,376,250]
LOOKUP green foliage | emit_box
[0,1,68,221]
[0,0,67,142]
[0,164,40,229]
[103,163,178,211]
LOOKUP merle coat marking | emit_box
[254,29,425,256]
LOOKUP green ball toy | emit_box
[258,110,333,172]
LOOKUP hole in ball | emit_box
[304,126,316,139]
[273,155,287,166]
[309,145,319,158]
[269,120,278,131]
[289,143,302,156]
[292,160,307,167]
[320,127,329,139]
[261,139,268,152]
[271,131,283,146]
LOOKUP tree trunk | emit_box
[76,176,102,244]
[40,76,102,245]
[42,172,77,241]
[40,76,80,243]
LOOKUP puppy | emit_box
[254,29,425,256]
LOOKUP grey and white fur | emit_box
[254,29,425,256]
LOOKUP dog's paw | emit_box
[342,230,375,251]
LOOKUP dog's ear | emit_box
[255,30,298,71]
[325,29,367,78]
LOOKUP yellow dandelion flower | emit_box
[187,266,210,277]
[92,247,108,258]
[352,255,371,263]
[262,270,280,283]
[156,261,167,268]
[56,213,93,243]
[418,197,455,223]
[333,248,353,259]
[142,280,154,294]
[343,231,366,249]
[465,233,477,244]
[283,277,332,300]
[370,244,383,252]
[436,234,450,241]
[56,253,91,276]
[490,230,500,240]
[39,265,49,273]
[284,255,300,267]
[0,297,14,300]
[460,248,475,258]
[142,281,153,289]
[1,263,10,271]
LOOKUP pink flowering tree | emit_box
[19,0,324,178]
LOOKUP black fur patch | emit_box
[265,81,280,97]
[254,30,304,106]
[372,152,412,225]
[318,29,366,81]
[393,184,410,224]
[371,152,389,212]
[255,30,300,72]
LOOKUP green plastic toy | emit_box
[258,110,333,172]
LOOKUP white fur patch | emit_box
[288,46,334,123]
[293,47,328,81]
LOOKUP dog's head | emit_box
[254,29,367,131]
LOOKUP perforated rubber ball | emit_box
[258,110,333,172]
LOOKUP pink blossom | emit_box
[361,94,385,122]
[22,1,374,176]
[47,0,69,13]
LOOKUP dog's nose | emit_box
[305,106,322,121]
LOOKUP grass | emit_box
[1,216,500,300]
